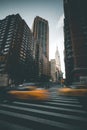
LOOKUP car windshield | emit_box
[22,83,37,86]
[18,86,36,91]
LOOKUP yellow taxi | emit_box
[7,85,50,101]
[58,84,87,96]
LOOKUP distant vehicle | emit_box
[6,86,50,101]
[58,84,87,96]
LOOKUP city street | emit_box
[0,86,87,130]
[0,1,87,130]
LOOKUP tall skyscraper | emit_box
[0,14,34,85]
[33,16,49,81]
[55,46,61,71]
[64,0,87,84]
[55,46,63,82]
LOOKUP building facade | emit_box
[0,14,34,85]
[64,0,87,85]
[33,16,49,81]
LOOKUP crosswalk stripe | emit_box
[45,101,82,108]
[14,101,87,114]
[0,109,83,130]
[51,99,80,104]
[0,103,87,122]
[53,97,78,101]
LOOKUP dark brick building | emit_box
[64,0,87,84]
[0,14,34,85]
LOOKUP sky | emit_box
[0,0,65,77]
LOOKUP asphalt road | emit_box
[0,87,87,130]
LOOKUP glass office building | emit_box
[33,16,49,81]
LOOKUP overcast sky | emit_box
[0,0,65,77]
